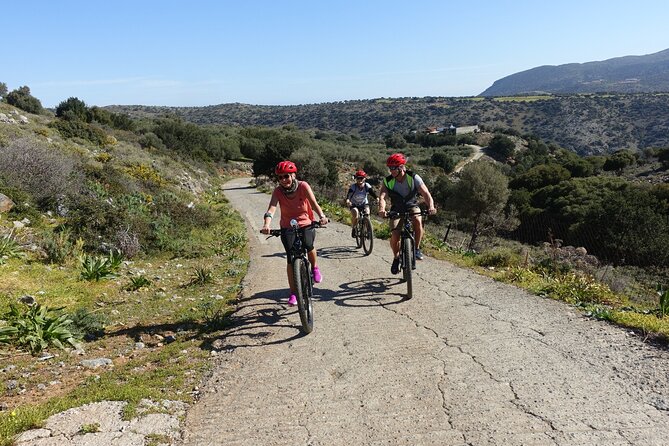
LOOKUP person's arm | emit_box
[418,184,437,215]
[366,183,378,200]
[304,182,328,225]
[261,191,279,233]
[345,184,354,207]
[377,183,388,217]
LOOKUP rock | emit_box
[80,358,113,369]
[0,193,14,213]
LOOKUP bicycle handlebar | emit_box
[262,221,327,238]
[385,210,429,219]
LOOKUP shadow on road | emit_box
[317,245,368,260]
[316,277,406,306]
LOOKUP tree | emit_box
[510,163,571,191]
[384,132,407,149]
[603,150,636,172]
[431,151,456,173]
[450,161,510,249]
[0,82,7,99]
[56,97,89,121]
[6,86,43,114]
[488,134,515,159]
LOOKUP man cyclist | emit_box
[377,153,437,274]
[345,169,377,238]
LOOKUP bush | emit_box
[48,119,108,145]
[79,249,123,281]
[0,138,81,209]
[5,86,43,114]
[0,303,80,355]
[55,97,90,121]
[69,308,106,340]
[40,227,74,265]
[474,248,521,268]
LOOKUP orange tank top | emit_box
[275,181,315,228]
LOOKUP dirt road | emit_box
[180,177,669,445]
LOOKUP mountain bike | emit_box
[387,209,428,300]
[352,204,374,255]
[264,220,324,334]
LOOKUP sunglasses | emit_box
[388,166,401,171]
[278,174,291,180]
[355,176,365,180]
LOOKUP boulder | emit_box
[0,193,14,213]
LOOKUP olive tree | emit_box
[450,161,511,249]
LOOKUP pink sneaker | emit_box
[312,267,322,283]
[288,294,297,306]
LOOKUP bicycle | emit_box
[352,204,374,255]
[386,209,428,299]
[263,219,324,334]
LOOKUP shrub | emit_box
[0,138,81,210]
[124,163,167,188]
[124,275,152,291]
[186,266,213,286]
[79,249,123,281]
[48,119,108,145]
[69,308,106,340]
[474,248,521,268]
[40,227,73,265]
[55,97,90,122]
[5,86,43,114]
[0,303,80,355]
[0,230,24,264]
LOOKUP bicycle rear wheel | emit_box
[292,257,314,333]
[362,217,374,255]
[402,237,413,299]
[355,221,363,248]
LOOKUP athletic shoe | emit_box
[415,249,424,260]
[288,294,297,306]
[391,258,400,274]
[313,267,323,283]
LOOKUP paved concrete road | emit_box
[180,177,669,446]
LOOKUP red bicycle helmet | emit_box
[275,160,297,175]
[386,153,407,167]
[354,169,367,178]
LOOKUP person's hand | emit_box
[261,225,270,234]
[378,209,387,218]
[319,215,329,226]
[428,206,437,216]
[346,199,351,206]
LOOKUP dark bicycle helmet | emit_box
[354,169,367,178]
[275,160,297,175]
[386,153,407,167]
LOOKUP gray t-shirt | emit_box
[392,173,423,197]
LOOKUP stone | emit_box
[0,193,13,213]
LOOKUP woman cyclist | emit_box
[345,169,377,238]
[261,160,329,306]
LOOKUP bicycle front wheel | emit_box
[292,257,314,333]
[355,222,363,248]
[402,237,413,299]
[362,217,374,255]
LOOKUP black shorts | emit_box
[280,226,316,264]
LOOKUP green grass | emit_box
[493,95,555,102]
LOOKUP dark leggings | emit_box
[280,226,316,264]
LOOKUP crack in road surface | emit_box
[180,178,669,446]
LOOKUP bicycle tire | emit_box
[402,237,413,299]
[362,216,374,255]
[292,257,314,333]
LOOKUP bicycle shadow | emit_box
[202,289,311,350]
[315,277,407,306]
[317,245,368,260]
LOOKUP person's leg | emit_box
[413,215,423,249]
[389,220,401,274]
[286,262,296,293]
[350,207,359,237]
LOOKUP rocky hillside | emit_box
[480,48,669,96]
[109,93,669,156]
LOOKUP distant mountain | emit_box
[480,48,669,96]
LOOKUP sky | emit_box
[3,0,668,108]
